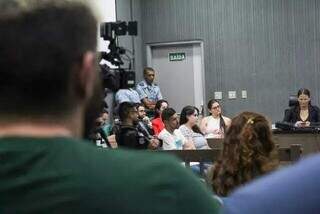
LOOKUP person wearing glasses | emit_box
[200,99,231,138]
[179,106,209,149]
[283,88,320,127]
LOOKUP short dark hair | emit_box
[118,102,136,121]
[161,108,176,122]
[136,103,145,109]
[0,1,97,117]
[143,67,155,75]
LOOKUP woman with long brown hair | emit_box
[208,112,279,197]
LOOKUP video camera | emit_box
[99,21,137,90]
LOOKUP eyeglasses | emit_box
[211,105,220,110]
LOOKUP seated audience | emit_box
[283,88,320,127]
[116,102,159,150]
[223,154,320,214]
[208,112,279,196]
[179,105,209,149]
[137,103,153,134]
[158,108,195,150]
[0,1,221,212]
[152,99,169,135]
[200,99,231,138]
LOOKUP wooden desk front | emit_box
[273,131,320,156]
[207,132,320,157]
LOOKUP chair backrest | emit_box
[289,95,298,107]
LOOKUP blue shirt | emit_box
[115,88,141,104]
[136,80,162,102]
[223,154,320,214]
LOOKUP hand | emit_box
[148,138,159,150]
[295,121,310,127]
[183,139,196,150]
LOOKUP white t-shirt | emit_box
[204,116,223,138]
[158,129,186,150]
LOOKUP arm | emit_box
[141,98,156,109]
[224,116,232,129]
[199,117,208,134]
[152,119,161,136]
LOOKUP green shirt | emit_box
[0,137,220,213]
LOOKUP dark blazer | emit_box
[283,105,320,124]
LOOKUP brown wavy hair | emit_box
[210,112,279,196]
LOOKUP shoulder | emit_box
[310,105,320,112]
[137,81,146,87]
[64,139,221,212]
[158,129,169,139]
[222,116,231,123]
[201,116,210,123]
[224,155,320,213]
[152,117,162,124]
[179,125,187,131]
[174,129,185,138]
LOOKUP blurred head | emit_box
[211,111,278,196]
[118,102,138,124]
[0,0,101,136]
[207,99,222,117]
[297,88,311,109]
[101,110,109,123]
[143,67,155,85]
[180,106,199,126]
[154,99,168,118]
[136,103,146,119]
[162,108,179,131]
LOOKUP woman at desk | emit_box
[283,88,320,127]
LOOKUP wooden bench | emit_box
[155,144,302,175]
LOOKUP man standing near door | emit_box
[136,67,163,110]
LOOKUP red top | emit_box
[151,117,165,136]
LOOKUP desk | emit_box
[273,130,320,156]
[207,132,320,157]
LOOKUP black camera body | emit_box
[100,21,137,40]
[99,21,137,90]
[100,64,135,91]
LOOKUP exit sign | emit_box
[169,52,186,61]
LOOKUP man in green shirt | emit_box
[0,1,220,213]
